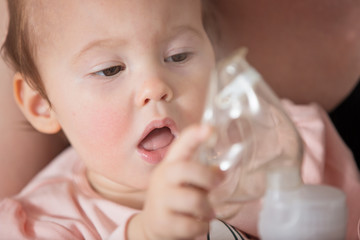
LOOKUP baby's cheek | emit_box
[91,109,129,143]
[70,105,131,151]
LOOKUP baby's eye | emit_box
[95,65,125,77]
[164,52,189,63]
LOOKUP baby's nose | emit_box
[135,77,174,107]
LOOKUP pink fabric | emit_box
[0,147,251,240]
[0,100,359,239]
[0,148,139,240]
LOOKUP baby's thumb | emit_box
[165,124,211,163]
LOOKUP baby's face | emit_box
[34,0,215,203]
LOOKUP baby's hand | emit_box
[127,125,224,240]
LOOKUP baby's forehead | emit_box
[27,0,203,42]
[25,1,62,41]
[28,1,202,31]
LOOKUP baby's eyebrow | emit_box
[167,26,204,41]
[72,38,127,63]
[71,26,203,64]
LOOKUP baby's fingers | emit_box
[166,160,224,191]
[166,124,211,163]
[167,212,210,238]
[166,187,215,221]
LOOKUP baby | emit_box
[0,0,256,239]
[1,0,360,239]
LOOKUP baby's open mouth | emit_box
[139,127,175,151]
[137,118,178,164]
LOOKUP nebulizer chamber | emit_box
[198,49,347,239]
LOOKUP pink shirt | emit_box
[0,147,250,240]
[1,100,359,239]
[0,147,139,239]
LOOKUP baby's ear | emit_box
[13,72,61,134]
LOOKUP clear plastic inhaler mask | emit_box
[198,48,303,216]
[198,49,347,239]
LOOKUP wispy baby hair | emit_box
[1,0,49,103]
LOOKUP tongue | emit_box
[140,127,174,151]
